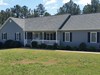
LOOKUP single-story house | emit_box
[0,13,100,49]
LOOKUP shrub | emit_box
[25,44,31,48]
[72,46,79,51]
[12,41,23,48]
[3,40,23,48]
[65,45,72,50]
[46,45,53,49]
[31,41,38,48]
[53,43,58,49]
[79,43,87,51]
[3,40,14,48]
[39,43,47,49]
[58,46,66,50]
[0,42,3,49]
[88,46,96,51]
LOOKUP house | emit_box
[0,13,100,49]
[0,14,70,46]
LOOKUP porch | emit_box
[24,31,60,46]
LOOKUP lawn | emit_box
[0,49,100,75]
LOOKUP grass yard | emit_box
[0,49,100,75]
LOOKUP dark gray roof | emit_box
[61,13,100,31]
[11,14,70,31]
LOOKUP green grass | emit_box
[0,48,100,75]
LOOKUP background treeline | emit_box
[0,0,100,26]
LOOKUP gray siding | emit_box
[60,30,100,49]
[0,19,24,44]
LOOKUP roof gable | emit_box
[61,13,100,31]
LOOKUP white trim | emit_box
[0,17,12,30]
[90,32,97,43]
[15,32,20,41]
[65,32,70,42]
[56,31,58,43]
[2,32,7,40]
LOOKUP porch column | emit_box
[24,31,27,46]
[56,31,58,44]
[42,32,44,43]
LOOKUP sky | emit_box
[0,0,91,15]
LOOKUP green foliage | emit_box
[79,43,87,51]
[34,4,46,17]
[0,42,3,49]
[72,46,79,50]
[83,0,100,14]
[88,46,96,51]
[39,43,47,49]
[3,40,23,48]
[44,12,51,16]
[65,45,72,50]
[53,43,58,49]
[31,41,38,48]
[57,0,81,15]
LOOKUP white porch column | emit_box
[56,31,58,44]
[42,32,44,43]
[24,32,27,46]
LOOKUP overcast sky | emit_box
[0,0,92,15]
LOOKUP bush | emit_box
[31,41,38,48]
[3,40,23,48]
[46,45,53,49]
[25,44,31,48]
[0,42,3,49]
[3,40,14,48]
[88,46,96,51]
[39,43,47,49]
[53,43,58,49]
[72,46,79,51]
[58,46,66,50]
[12,41,23,48]
[65,45,72,50]
[79,43,87,51]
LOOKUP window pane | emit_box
[91,33,97,42]
[66,33,70,42]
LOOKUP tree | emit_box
[57,0,81,15]
[35,4,46,17]
[83,0,100,14]
[0,5,34,26]
[83,4,92,14]
[91,0,100,13]
[44,12,51,16]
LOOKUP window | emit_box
[27,32,32,39]
[65,32,70,42]
[44,32,56,40]
[2,33,7,40]
[90,32,97,43]
[15,32,21,41]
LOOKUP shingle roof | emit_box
[11,14,70,31]
[24,14,70,31]
[61,13,100,31]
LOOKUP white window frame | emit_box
[15,32,20,41]
[45,32,56,40]
[65,32,70,42]
[90,32,97,43]
[2,32,7,40]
